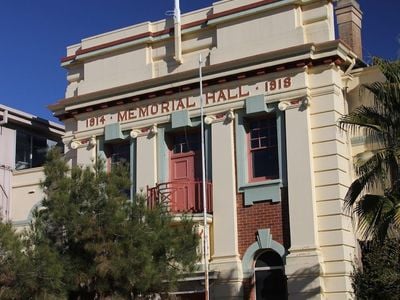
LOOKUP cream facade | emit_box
[0,105,64,228]
[49,0,373,299]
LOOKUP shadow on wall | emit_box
[241,264,321,300]
[208,267,241,299]
[286,264,321,299]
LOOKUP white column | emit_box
[284,106,324,300]
[210,119,242,299]
[136,134,157,193]
[0,127,15,220]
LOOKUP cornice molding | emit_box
[50,41,354,120]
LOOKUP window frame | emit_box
[254,250,287,300]
[235,106,286,205]
[157,122,212,185]
[15,129,60,170]
[98,135,136,199]
[246,115,279,183]
[104,141,131,172]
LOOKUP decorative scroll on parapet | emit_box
[130,124,158,139]
[278,97,310,112]
[204,109,235,125]
[68,135,97,162]
[242,229,286,278]
[69,135,96,150]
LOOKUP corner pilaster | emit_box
[284,104,325,299]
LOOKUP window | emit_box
[104,142,130,171]
[255,250,287,300]
[104,141,132,198]
[247,115,279,182]
[235,108,285,205]
[171,132,200,154]
[15,130,59,170]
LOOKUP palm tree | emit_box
[339,57,400,241]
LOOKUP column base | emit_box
[209,255,243,299]
[285,247,325,300]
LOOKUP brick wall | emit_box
[236,188,290,258]
[238,188,290,300]
[337,22,362,58]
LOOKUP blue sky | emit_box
[0,0,399,123]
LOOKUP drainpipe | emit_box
[342,57,356,115]
[345,58,356,75]
[0,110,9,220]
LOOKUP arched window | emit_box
[255,250,287,300]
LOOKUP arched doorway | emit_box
[254,250,287,300]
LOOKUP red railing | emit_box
[147,181,213,214]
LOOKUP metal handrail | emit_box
[147,180,213,213]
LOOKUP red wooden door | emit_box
[170,151,196,212]
[169,131,201,212]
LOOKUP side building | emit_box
[49,0,370,299]
[0,104,64,228]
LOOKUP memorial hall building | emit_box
[48,0,374,298]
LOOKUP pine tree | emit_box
[0,219,24,299]
[0,216,64,299]
[28,148,200,299]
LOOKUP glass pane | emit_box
[32,136,48,168]
[259,128,268,138]
[259,119,268,127]
[189,140,200,151]
[251,139,259,149]
[15,131,31,170]
[47,139,58,148]
[173,144,180,154]
[173,132,200,153]
[187,134,200,151]
[252,148,279,179]
[181,143,189,153]
[249,120,258,130]
[260,137,267,148]
[105,142,131,198]
[109,143,130,168]
[250,128,259,139]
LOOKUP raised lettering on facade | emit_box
[83,77,292,129]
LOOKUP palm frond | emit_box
[355,194,387,240]
[341,58,400,241]
[344,179,364,212]
[372,57,400,83]
[339,105,388,137]
[344,153,387,211]
[363,82,400,114]
[355,147,398,186]
[354,192,400,241]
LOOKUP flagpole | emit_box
[173,0,182,63]
[199,54,210,300]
